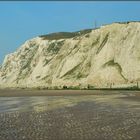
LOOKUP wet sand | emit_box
[0,90,140,140]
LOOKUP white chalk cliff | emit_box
[1,22,140,89]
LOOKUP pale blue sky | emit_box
[0,2,140,64]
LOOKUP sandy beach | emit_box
[0,90,140,140]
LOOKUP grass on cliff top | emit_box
[39,29,93,40]
[39,21,140,40]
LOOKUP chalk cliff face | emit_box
[1,22,140,89]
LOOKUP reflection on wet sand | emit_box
[0,94,140,113]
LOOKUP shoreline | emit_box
[0,88,140,97]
